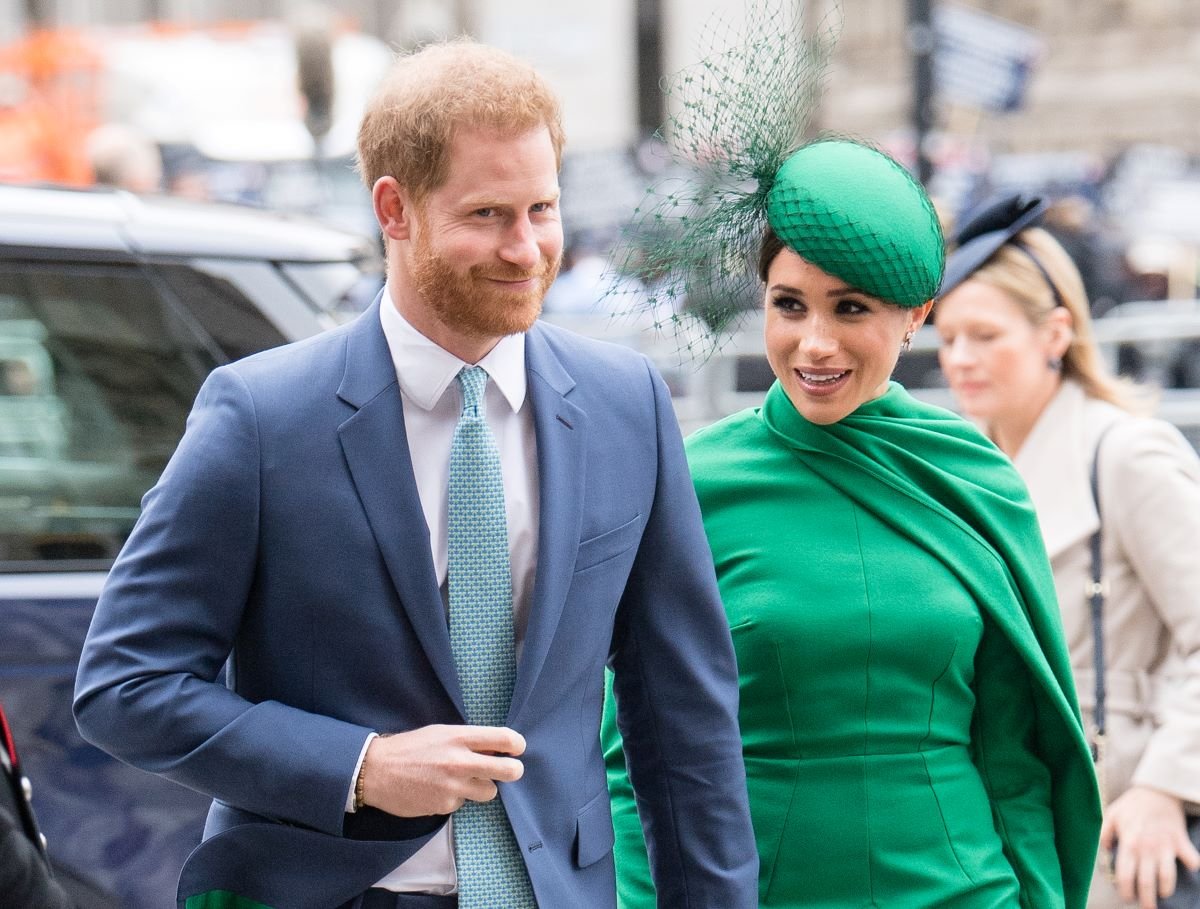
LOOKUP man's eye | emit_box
[474,208,497,217]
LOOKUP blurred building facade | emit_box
[822,0,1200,156]
[5,0,1198,290]
[6,0,1198,156]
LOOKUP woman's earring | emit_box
[1048,355,1063,372]
[902,330,914,352]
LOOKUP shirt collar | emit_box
[379,282,527,413]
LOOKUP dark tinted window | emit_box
[0,263,218,567]
[156,264,287,361]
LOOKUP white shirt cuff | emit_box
[346,732,378,813]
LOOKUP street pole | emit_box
[23,0,47,27]
[636,0,665,137]
[907,0,935,185]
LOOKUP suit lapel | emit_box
[509,325,586,722]
[336,298,465,718]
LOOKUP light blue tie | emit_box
[447,366,537,908]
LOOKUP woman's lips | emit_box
[793,368,851,397]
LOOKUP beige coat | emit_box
[1013,380,1200,908]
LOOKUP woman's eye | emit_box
[772,296,803,312]
[836,299,869,315]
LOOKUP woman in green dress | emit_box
[602,139,1101,908]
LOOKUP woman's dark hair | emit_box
[758,226,786,282]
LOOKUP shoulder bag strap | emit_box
[1087,425,1117,758]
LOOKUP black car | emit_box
[0,184,382,908]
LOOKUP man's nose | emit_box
[499,217,541,270]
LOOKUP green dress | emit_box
[602,382,1100,909]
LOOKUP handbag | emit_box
[1088,430,1200,908]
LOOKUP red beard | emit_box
[411,238,560,341]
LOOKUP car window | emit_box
[0,263,219,569]
[155,263,288,361]
[281,261,383,324]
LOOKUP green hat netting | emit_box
[603,1,942,355]
[766,140,944,308]
[602,0,843,356]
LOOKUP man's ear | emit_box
[372,177,417,242]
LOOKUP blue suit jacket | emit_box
[74,301,757,909]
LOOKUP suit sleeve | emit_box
[970,612,1065,909]
[73,366,372,836]
[603,359,757,908]
[1105,420,1200,806]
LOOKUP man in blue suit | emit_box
[74,40,757,909]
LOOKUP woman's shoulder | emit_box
[1088,398,1199,473]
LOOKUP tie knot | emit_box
[457,366,489,419]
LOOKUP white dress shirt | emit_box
[349,288,540,893]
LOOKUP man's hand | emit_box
[1101,785,1200,909]
[360,724,526,817]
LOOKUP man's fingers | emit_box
[485,755,525,783]
[458,725,526,756]
[462,778,500,804]
[458,752,523,784]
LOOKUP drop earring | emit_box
[902,330,914,352]
[1048,355,1062,372]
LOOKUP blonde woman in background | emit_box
[936,195,1200,909]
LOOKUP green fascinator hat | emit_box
[766,139,945,308]
[605,1,942,351]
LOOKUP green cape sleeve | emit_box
[601,669,658,908]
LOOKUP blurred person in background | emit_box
[937,195,1200,909]
[540,238,610,313]
[605,139,1100,909]
[85,123,163,194]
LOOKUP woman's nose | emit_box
[940,335,973,368]
[800,321,838,358]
